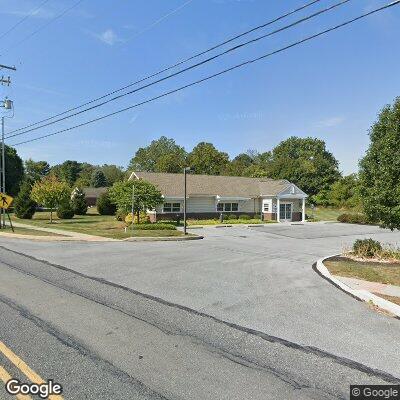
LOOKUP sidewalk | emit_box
[7,221,116,242]
[334,275,400,298]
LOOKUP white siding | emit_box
[240,199,258,213]
[187,197,216,213]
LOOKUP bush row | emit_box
[337,213,370,224]
[131,223,176,231]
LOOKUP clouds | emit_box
[315,116,345,129]
[92,29,123,46]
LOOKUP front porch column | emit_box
[276,198,280,222]
[302,198,306,222]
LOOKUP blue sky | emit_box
[0,0,399,174]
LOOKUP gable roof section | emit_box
[131,172,302,197]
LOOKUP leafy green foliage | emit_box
[4,145,24,196]
[50,160,83,186]
[188,142,229,175]
[267,137,341,196]
[24,159,50,182]
[108,180,163,215]
[14,180,37,219]
[101,164,125,185]
[353,239,382,258]
[131,223,176,230]
[128,136,187,173]
[337,213,369,224]
[71,188,88,215]
[56,200,75,219]
[359,97,400,230]
[31,175,70,222]
[96,192,116,215]
[90,169,108,187]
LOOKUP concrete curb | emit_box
[315,255,400,318]
[123,235,203,242]
[0,232,95,242]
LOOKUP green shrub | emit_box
[353,239,382,258]
[239,214,251,220]
[115,209,126,221]
[71,188,88,215]
[14,180,36,219]
[254,214,261,220]
[132,223,176,230]
[57,200,74,219]
[97,192,116,215]
[337,213,369,224]
[125,212,150,225]
[227,214,238,220]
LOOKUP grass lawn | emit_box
[306,207,347,221]
[0,226,65,237]
[11,208,185,239]
[325,257,400,287]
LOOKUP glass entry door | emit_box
[279,203,292,222]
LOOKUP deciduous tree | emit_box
[359,97,400,229]
[31,175,70,223]
[188,142,229,175]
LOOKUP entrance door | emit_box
[279,203,292,222]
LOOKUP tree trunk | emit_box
[50,208,53,223]
[136,210,140,224]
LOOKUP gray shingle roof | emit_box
[82,187,108,198]
[131,172,291,197]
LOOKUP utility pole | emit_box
[131,183,135,237]
[0,63,16,229]
[183,167,191,235]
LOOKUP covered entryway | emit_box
[279,203,293,222]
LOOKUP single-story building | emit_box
[129,172,308,222]
[83,187,108,206]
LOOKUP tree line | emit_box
[5,96,400,229]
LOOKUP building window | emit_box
[263,203,270,212]
[163,202,181,212]
[217,202,239,212]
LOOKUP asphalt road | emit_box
[0,222,399,399]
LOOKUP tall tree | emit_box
[224,153,254,176]
[108,180,162,220]
[24,159,50,182]
[188,142,229,175]
[51,160,82,186]
[14,180,37,219]
[101,164,125,185]
[128,136,187,172]
[31,175,70,223]
[267,137,340,196]
[359,97,400,230]
[90,169,108,187]
[3,145,24,196]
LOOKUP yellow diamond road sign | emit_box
[0,193,13,210]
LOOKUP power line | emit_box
[0,0,85,56]
[126,0,195,43]
[6,0,350,139]
[0,0,52,41]
[7,0,323,136]
[11,0,400,147]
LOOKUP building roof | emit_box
[130,172,300,198]
[82,187,108,198]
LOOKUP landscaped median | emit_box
[315,239,400,317]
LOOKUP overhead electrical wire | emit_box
[6,0,350,139]
[11,0,400,147]
[0,0,85,56]
[0,0,52,41]
[7,0,323,136]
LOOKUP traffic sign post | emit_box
[0,193,14,232]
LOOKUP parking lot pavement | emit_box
[1,222,400,378]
